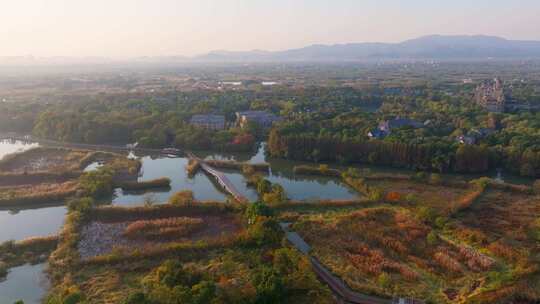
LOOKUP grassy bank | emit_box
[293,165,341,177]
[185,159,201,176]
[46,197,333,304]
[115,177,171,191]
[0,235,58,279]
[206,159,270,172]
[0,170,81,186]
[0,181,78,207]
[86,203,237,222]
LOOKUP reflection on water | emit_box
[0,206,67,243]
[0,139,38,161]
[204,144,359,201]
[112,156,227,206]
[268,173,357,201]
[0,263,49,304]
[112,145,359,204]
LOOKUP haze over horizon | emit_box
[1,0,540,58]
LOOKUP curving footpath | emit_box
[279,223,423,304]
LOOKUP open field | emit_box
[364,178,470,209]
[458,189,540,240]
[291,177,540,304]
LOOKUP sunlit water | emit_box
[0,263,49,304]
[0,139,39,161]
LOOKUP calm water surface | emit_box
[203,144,359,201]
[0,206,67,243]
[112,144,359,204]
[0,263,49,304]
[112,156,227,205]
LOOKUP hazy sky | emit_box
[1,0,539,57]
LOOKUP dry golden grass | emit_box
[294,207,513,302]
[123,217,205,240]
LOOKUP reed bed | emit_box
[123,217,205,240]
[293,165,341,177]
[87,203,235,223]
[206,159,269,172]
[0,235,59,279]
[0,171,81,186]
[116,177,171,191]
[186,159,201,176]
[0,181,78,206]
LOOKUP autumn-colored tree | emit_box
[169,190,195,206]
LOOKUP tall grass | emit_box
[86,203,236,222]
[0,181,78,206]
[123,217,205,240]
[206,159,269,172]
[116,177,171,191]
[293,165,341,177]
[186,159,201,176]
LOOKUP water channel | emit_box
[0,139,532,300]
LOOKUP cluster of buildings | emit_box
[189,110,281,130]
[475,78,506,112]
[368,117,425,139]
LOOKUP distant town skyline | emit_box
[1,0,539,58]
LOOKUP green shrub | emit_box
[246,201,273,224]
[533,180,540,194]
[427,231,438,245]
[435,216,448,229]
[169,191,195,206]
[124,293,149,304]
[377,272,391,289]
[429,173,442,185]
[248,217,282,246]
[417,206,437,223]
[67,197,94,214]
[252,266,285,304]
[78,168,114,198]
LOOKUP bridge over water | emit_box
[187,152,249,203]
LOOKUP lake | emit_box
[0,263,49,304]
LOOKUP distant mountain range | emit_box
[194,35,540,62]
[1,35,540,66]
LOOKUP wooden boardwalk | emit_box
[187,152,249,203]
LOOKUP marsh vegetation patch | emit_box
[78,215,242,259]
